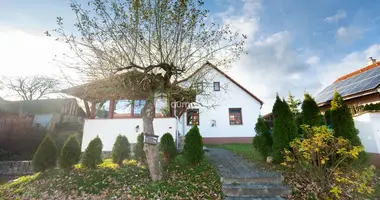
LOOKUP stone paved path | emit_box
[205,148,290,200]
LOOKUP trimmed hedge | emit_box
[82,136,103,169]
[159,133,177,162]
[253,118,273,159]
[111,135,131,165]
[135,133,146,162]
[59,135,81,170]
[32,135,58,172]
[183,125,203,165]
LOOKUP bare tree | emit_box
[50,0,247,180]
[1,75,60,100]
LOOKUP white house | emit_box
[62,62,263,151]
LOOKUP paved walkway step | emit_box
[205,148,290,199]
[225,196,285,200]
[223,183,290,197]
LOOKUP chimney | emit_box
[367,57,376,65]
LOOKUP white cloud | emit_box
[325,10,347,23]
[0,27,68,77]
[336,26,363,43]
[306,56,320,65]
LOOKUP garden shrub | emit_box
[301,93,322,127]
[363,102,380,111]
[59,135,81,170]
[282,125,376,199]
[183,125,203,164]
[253,118,272,159]
[82,136,103,169]
[324,109,332,126]
[111,134,131,165]
[330,91,362,146]
[32,135,58,172]
[272,95,298,162]
[159,132,177,162]
[135,133,146,162]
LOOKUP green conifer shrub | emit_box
[183,125,203,164]
[330,91,362,146]
[301,93,322,127]
[32,135,58,172]
[159,133,177,162]
[111,135,131,165]
[252,118,273,159]
[272,95,298,162]
[324,109,332,126]
[59,135,81,170]
[82,136,103,168]
[135,133,146,162]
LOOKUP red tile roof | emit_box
[333,61,380,83]
[206,62,264,105]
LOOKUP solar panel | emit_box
[315,66,380,104]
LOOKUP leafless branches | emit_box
[49,0,247,98]
[1,75,60,100]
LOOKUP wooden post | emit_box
[108,99,115,119]
[90,102,96,119]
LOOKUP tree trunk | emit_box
[142,97,163,181]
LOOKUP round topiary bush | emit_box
[183,125,203,165]
[134,133,146,162]
[32,135,58,172]
[82,136,103,169]
[59,135,81,171]
[111,134,131,165]
[159,133,177,162]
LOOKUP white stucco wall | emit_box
[181,64,262,138]
[354,112,380,154]
[81,118,177,151]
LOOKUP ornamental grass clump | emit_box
[282,125,376,199]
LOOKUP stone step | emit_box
[222,176,283,185]
[222,183,291,198]
[225,196,286,200]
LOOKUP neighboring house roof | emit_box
[315,61,380,106]
[206,62,264,105]
[0,98,86,116]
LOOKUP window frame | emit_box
[187,109,200,126]
[213,81,220,91]
[229,108,243,125]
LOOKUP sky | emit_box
[1,0,380,114]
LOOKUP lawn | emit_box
[206,144,264,164]
[0,156,223,200]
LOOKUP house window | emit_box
[95,100,110,119]
[213,82,220,91]
[133,100,146,115]
[229,108,242,125]
[187,109,199,125]
[195,82,204,93]
[114,100,132,114]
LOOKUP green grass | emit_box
[0,156,223,199]
[206,143,265,164]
